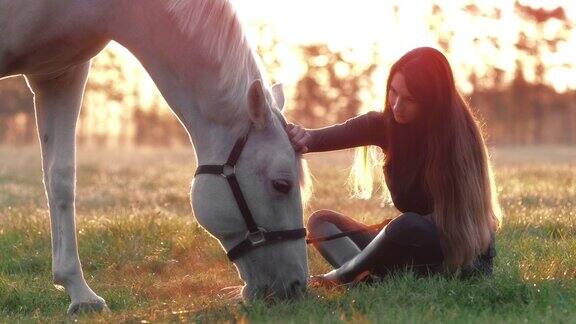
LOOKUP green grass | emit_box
[0,146,575,323]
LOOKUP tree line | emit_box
[0,1,574,146]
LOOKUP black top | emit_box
[307,111,433,214]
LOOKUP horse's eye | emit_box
[272,179,292,194]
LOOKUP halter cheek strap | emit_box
[194,128,307,261]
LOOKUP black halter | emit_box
[194,128,307,261]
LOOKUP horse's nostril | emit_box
[289,280,306,297]
[244,284,271,301]
[245,280,306,301]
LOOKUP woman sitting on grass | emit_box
[286,47,502,286]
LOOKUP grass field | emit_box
[0,146,575,323]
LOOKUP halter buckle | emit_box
[247,229,266,246]
[222,164,236,178]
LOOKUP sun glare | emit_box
[104,0,574,109]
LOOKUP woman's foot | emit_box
[309,270,373,289]
[309,270,342,289]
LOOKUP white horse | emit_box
[0,0,309,314]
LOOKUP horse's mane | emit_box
[166,0,268,122]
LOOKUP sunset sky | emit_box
[107,0,575,114]
[234,0,576,92]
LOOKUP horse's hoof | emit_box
[67,297,110,316]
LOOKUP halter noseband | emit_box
[194,128,307,261]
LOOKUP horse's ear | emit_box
[247,79,269,129]
[271,83,285,111]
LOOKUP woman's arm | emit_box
[286,111,387,153]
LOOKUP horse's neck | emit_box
[110,0,253,163]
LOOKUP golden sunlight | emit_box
[109,0,575,96]
[77,0,574,144]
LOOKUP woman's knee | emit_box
[400,211,422,218]
[386,212,436,242]
[307,209,340,230]
[394,212,424,225]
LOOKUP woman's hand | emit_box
[285,123,310,154]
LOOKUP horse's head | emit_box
[192,80,310,300]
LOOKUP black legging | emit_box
[307,210,445,282]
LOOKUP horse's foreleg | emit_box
[27,62,109,315]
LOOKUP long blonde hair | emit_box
[351,47,501,272]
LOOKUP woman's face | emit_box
[388,72,421,124]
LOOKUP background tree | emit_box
[514,2,571,144]
[1,2,575,146]
[290,44,377,128]
[0,77,34,144]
